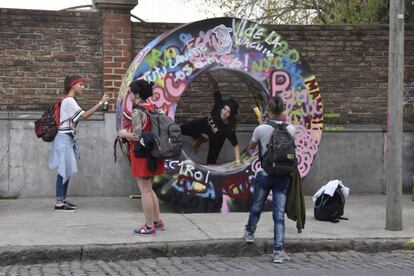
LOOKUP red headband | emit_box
[68,78,83,90]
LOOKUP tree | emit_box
[193,0,414,24]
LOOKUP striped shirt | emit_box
[58,97,85,135]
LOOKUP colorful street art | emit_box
[117,18,323,212]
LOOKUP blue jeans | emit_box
[245,170,289,252]
[56,174,70,201]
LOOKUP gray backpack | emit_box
[139,107,182,159]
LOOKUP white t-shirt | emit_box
[252,120,296,154]
[58,97,85,135]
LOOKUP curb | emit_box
[1,238,413,265]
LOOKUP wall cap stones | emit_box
[0,111,104,121]
[93,0,137,10]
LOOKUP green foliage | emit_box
[327,0,388,24]
[194,0,413,24]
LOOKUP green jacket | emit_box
[285,169,306,233]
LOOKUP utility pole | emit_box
[385,0,404,231]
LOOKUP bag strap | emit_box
[58,95,74,125]
[135,103,157,113]
[266,120,287,130]
[113,137,126,163]
[113,138,119,162]
[330,217,348,223]
[266,121,294,144]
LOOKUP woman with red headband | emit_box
[48,75,109,211]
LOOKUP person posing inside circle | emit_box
[117,79,166,236]
[180,90,241,165]
[48,75,109,212]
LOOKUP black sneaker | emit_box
[54,204,76,212]
[63,200,77,209]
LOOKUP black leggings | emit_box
[180,118,226,164]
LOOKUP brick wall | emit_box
[0,9,102,111]
[132,22,414,125]
[1,7,413,126]
[100,7,132,111]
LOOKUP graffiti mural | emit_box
[117,18,323,212]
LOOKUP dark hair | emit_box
[129,79,154,100]
[64,75,83,94]
[268,95,284,115]
[224,98,239,129]
[228,113,237,129]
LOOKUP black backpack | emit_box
[314,187,348,223]
[261,121,297,177]
[139,107,182,159]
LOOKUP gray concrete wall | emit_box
[0,112,413,198]
[303,130,385,194]
[0,112,137,198]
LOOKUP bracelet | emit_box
[99,101,103,105]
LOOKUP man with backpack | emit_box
[243,95,297,264]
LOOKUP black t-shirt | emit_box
[209,91,238,146]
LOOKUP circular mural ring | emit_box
[117,17,323,213]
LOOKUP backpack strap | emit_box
[134,102,158,112]
[266,120,287,130]
[330,217,348,223]
[58,95,75,125]
[113,136,127,163]
[266,121,295,144]
[113,138,119,162]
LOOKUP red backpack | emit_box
[34,96,70,142]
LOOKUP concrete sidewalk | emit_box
[1,195,413,265]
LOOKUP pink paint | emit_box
[150,85,169,107]
[270,70,290,97]
[164,73,187,100]
[150,86,175,119]
[221,194,229,213]
[295,126,320,177]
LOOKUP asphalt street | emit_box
[1,250,413,276]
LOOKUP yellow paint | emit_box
[404,238,414,249]
[193,182,206,192]
[323,126,345,132]
[324,113,341,118]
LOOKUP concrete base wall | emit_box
[0,112,137,198]
[0,112,413,198]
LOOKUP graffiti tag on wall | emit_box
[117,18,323,212]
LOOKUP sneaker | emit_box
[63,200,77,209]
[154,219,165,231]
[54,204,76,212]
[243,229,254,243]
[134,224,156,236]
[273,250,290,263]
